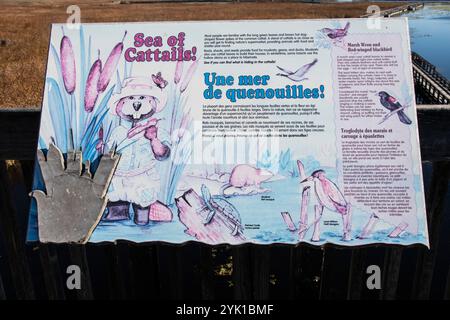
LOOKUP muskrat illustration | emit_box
[220,164,273,196]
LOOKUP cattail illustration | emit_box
[180,59,199,93]
[178,111,191,139]
[97,31,127,93]
[95,125,104,153]
[84,50,102,113]
[60,27,76,94]
[174,60,184,84]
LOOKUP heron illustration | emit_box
[297,160,352,242]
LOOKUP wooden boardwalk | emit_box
[412,52,450,105]
[361,2,424,18]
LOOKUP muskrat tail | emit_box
[220,183,232,197]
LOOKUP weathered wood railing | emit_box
[360,2,424,18]
[0,102,449,300]
[412,52,450,105]
[412,52,450,94]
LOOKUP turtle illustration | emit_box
[200,184,244,236]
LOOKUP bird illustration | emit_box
[301,169,352,241]
[276,58,318,82]
[377,91,412,125]
[320,22,350,41]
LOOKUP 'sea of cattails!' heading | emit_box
[125,32,197,63]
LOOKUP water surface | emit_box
[404,3,450,79]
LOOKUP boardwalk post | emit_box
[119,242,136,299]
[319,247,352,299]
[289,245,324,300]
[0,161,35,299]
[288,245,302,299]
[252,246,270,300]
[199,244,215,300]
[127,244,160,299]
[38,244,66,300]
[156,245,184,299]
[146,244,161,299]
[0,270,5,300]
[347,249,367,300]
[103,243,130,299]
[445,267,450,300]
[232,246,252,299]
[380,247,403,300]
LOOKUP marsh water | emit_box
[405,3,450,79]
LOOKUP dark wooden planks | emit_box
[0,110,40,160]
[416,106,450,161]
[133,244,160,299]
[288,245,324,299]
[0,108,449,300]
[199,244,215,300]
[0,268,5,300]
[211,245,234,299]
[0,161,35,299]
[251,246,270,300]
[412,161,450,299]
[100,243,130,299]
[232,245,252,299]
[230,245,271,299]
[156,244,184,299]
[380,247,403,300]
[37,244,66,299]
[319,246,352,300]
[445,267,450,300]
[346,248,367,300]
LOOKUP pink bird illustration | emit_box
[320,22,350,41]
[299,164,352,242]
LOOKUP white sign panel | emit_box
[30,19,428,246]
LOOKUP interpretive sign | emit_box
[29,19,428,246]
